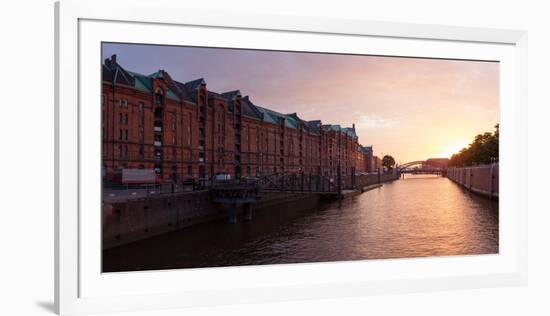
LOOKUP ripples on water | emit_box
[103,175,498,272]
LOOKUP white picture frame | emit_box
[55,0,528,314]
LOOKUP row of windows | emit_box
[106,101,350,151]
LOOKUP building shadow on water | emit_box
[102,195,340,272]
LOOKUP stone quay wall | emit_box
[102,190,319,249]
[447,164,499,199]
[354,172,399,189]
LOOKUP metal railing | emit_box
[102,181,202,203]
[102,169,366,203]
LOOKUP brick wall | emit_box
[102,61,366,183]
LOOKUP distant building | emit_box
[425,158,450,170]
[372,155,383,173]
[101,55,371,182]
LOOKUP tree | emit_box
[449,124,499,167]
[382,155,396,171]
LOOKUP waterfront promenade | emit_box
[102,171,399,248]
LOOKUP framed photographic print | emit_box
[55,0,527,314]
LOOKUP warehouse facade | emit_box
[102,55,372,183]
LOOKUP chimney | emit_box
[104,54,117,69]
[352,123,356,131]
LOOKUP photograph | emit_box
[101,42,499,272]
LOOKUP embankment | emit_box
[102,191,319,249]
[355,172,399,189]
[447,164,499,199]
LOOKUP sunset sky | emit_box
[102,43,499,164]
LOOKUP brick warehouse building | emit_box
[102,55,374,183]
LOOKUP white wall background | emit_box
[0,0,547,315]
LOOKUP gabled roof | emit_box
[305,120,321,135]
[323,124,341,132]
[359,145,373,154]
[102,56,185,101]
[342,127,358,139]
[149,70,165,80]
[130,69,180,101]
[103,55,135,87]
[171,80,193,102]
[208,91,228,101]
[307,120,321,128]
[147,70,180,101]
[220,90,241,101]
[321,124,358,139]
[254,106,279,125]
[241,96,264,120]
[282,113,298,129]
[182,78,206,101]
[184,78,205,91]
[126,71,152,93]
[254,107,300,129]
[286,113,315,132]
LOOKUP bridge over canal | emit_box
[396,158,449,177]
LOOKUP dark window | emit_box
[155,90,164,105]
[139,145,144,158]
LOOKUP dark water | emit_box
[103,175,498,272]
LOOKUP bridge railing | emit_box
[256,172,344,194]
[210,179,261,203]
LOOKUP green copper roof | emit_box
[165,89,180,101]
[127,71,152,93]
[283,115,298,129]
[254,106,299,129]
[149,70,165,79]
[126,70,180,101]
[323,124,357,139]
[255,106,278,124]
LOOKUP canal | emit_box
[103,175,499,272]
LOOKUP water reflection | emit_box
[103,175,498,272]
